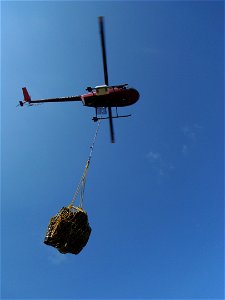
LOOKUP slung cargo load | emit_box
[44,206,91,255]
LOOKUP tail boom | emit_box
[19,87,82,106]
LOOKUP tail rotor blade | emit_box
[108,107,115,143]
[98,16,109,86]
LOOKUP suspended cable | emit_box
[69,119,101,208]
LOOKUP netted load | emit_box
[44,206,91,255]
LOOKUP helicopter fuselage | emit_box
[81,87,140,108]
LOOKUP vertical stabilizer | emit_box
[22,87,31,103]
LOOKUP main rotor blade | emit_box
[98,16,109,86]
[108,107,115,143]
[98,17,114,142]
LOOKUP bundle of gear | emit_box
[43,121,101,255]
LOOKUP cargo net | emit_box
[44,205,91,255]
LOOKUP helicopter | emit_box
[19,16,140,143]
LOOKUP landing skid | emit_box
[92,114,131,122]
[93,106,131,122]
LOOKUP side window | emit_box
[96,86,109,96]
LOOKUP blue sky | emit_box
[1,1,224,299]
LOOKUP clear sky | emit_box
[1,1,224,299]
